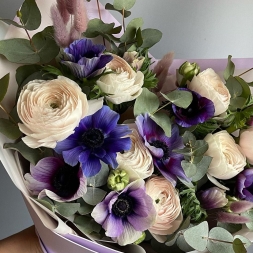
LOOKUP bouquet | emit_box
[1,0,253,252]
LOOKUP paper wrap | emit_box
[0,1,253,253]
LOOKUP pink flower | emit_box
[145,176,182,239]
[239,127,253,165]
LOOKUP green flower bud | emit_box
[178,61,200,86]
[16,10,22,18]
[107,169,129,191]
[134,232,146,245]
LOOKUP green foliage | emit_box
[150,112,171,137]
[82,187,107,206]
[193,119,219,139]
[141,29,162,49]
[0,73,9,103]
[87,162,109,187]
[113,0,136,11]
[55,202,80,217]
[77,198,94,215]
[223,55,235,81]
[105,3,131,17]
[74,215,101,235]
[217,222,242,234]
[0,118,22,140]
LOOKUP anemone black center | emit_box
[112,195,133,218]
[82,128,104,148]
[150,140,170,161]
[53,164,80,198]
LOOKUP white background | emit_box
[0,0,253,245]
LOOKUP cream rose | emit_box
[116,128,154,180]
[188,68,230,116]
[145,176,183,238]
[17,76,92,149]
[239,127,253,164]
[96,54,144,104]
[123,51,145,70]
[204,131,246,180]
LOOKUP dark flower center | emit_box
[53,164,80,198]
[150,140,170,161]
[112,195,133,218]
[81,128,104,148]
[179,95,199,117]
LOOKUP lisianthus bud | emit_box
[107,169,129,191]
[178,61,200,86]
[197,187,228,210]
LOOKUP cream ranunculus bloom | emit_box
[239,127,253,165]
[17,76,90,149]
[204,131,246,180]
[145,176,183,239]
[188,68,231,116]
[96,54,144,104]
[116,128,154,180]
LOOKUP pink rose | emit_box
[239,127,253,164]
[145,176,182,241]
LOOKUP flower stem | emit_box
[238,68,253,77]
[96,0,106,46]
[151,101,171,115]
[0,104,17,124]
[122,8,126,52]
[202,236,245,245]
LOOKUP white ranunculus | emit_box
[116,128,154,180]
[204,131,246,180]
[96,54,144,104]
[17,76,101,149]
[239,127,253,164]
[188,68,230,116]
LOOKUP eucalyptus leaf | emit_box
[183,221,209,251]
[242,210,253,230]
[87,162,109,187]
[207,227,233,253]
[77,198,93,215]
[0,73,9,103]
[82,187,107,206]
[0,18,24,28]
[120,18,143,43]
[161,90,193,109]
[226,76,243,100]
[0,38,39,64]
[32,26,60,64]
[182,131,196,146]
[3,140,53,165]
[105,3,131,17]
[43,65,63,77]
[217,222,242,234]
[233,238,247,253]
[0,118,22,140]
[74,215,101,235]
[141,28,162,49]
[55,202,80,217]
[20,0,41,30]
[176,235,194,252]
[35,198,54,212]
[192,140,208,156]
[134,87,159,116]
[150,112,171,137]
[233,235,251,252]
[223,55,235,81]
[181,161,197,178]
[191,156,212,182]
[113,0,136,11]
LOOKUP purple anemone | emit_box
[91,179,156,246]
[172,88,215,127]
[62,38,113,79]
[55,105,131,177]
[236,168,253,202]
[136,113,188,185]
[24,157,87,202]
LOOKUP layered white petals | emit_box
[97,54,144,104]
[205,131,246,180]
[17,76,91,148]
[145,176,182,237]
[188,68,230,116]
[239,127,253,164]
[116,129,154,180]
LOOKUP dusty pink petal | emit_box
[74,0,88,32]
[230,200,253,214]
[217,211,251,224]
[56,0,70,24]
[65,0,77,14]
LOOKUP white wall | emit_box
[0,0,253,242]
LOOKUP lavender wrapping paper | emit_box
[0,1,253,253]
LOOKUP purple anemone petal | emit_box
[101,152,118,169]
[62,146,84,166]
[236,168,253,201]
[109,125,132,138]
[104,137,131,153]
[104,215,124,237]
[81,155,101,177]
[55,138,78,154]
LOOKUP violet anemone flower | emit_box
[136,114,188,185]
[62,38,113,79]
[91,179,156,246]
[172,88,215,127]
[55,105,131,177]
[24,157,87,202]
[236,168,253,202]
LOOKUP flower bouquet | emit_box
[1,0,253,253]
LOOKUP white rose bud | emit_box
[17,76,89,148]
[188,68,230,116]
[116,129,154,180]
[205,131,246,180]
[97,54,144,104]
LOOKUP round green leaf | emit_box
[87,162,109,187]
[233,236,251,253]
[0,118,22,140]
[150,112,171,137]
[113,0,136,10]
[82,187,107,206]
[141,28,163,49]
[207,227,233,253]
[0,73,9,103]
[184,221,209,251]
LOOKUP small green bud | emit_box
[134,232,146,245]
[16,10,22,18]
[178,61,200,86]
[107,169,129,191]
